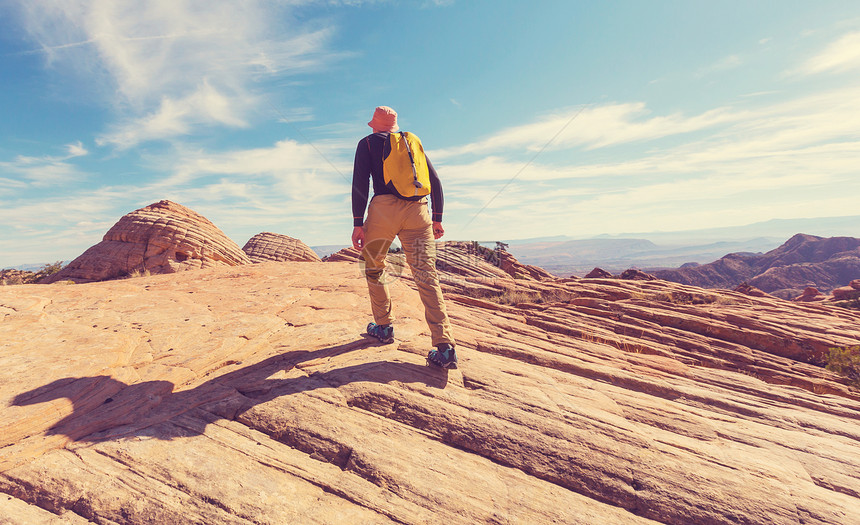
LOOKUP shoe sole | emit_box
[426,357,458,369]
[365,332,394,344]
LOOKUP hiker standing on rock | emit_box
[351,106,458,369]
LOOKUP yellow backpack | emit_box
[382,132,431,199]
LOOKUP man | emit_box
[351,106,458,369]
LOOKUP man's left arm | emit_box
[427,156,445,239]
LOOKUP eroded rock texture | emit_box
[243,232,321,263]
[2,262,860,524]
[43,200,251,283]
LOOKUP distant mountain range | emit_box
[508,237,783,276]
[505,215,859,276]
[653,234,860,298]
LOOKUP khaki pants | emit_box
[361,195,455,347]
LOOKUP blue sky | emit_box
[2,1,860,267]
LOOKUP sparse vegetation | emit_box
[823,346,860,388]
[712,295,741,306]
[128,268,152,279]
[37,261,65,277]
[1,261,66,285]
[577,329,653,355]
[478,287,576,305]
[468,241,505,267]
[833,298,860,312]
[627,289,722,305]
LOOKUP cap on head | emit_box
[367,106,399,132]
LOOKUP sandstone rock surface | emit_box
[832,284,860,301]
[2,262,860,524]
[243,232,321,263]
[734,282,774,298]
[794,286,827,302]
[43,200,251,284]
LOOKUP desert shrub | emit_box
[493,290,541,305]
[627,289,719,305]
[650,292,675,303]
[833,298,860,311]
[38,261,65,276]
[481,288,575,305]
[824,346,860,388]
[470,241,502,267]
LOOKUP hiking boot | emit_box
[366,322,394,344]
[427,343,458,369]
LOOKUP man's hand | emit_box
[351,226,366,250]
[432,221,444,240]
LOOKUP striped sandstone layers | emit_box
[43,200,251,283]
[2,262,860,524]
[243,232,321,263]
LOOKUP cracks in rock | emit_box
[513,301,860,403]
[199,359,243,379]
[461,375,489,391]
[90,445,258,524]
[254,455,413,525]
[0,303,20,314]
[180,414,416,524]
[0,471,90,522]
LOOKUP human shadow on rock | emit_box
[12,339,448,443]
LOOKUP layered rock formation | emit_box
[243,232,321,263]
[43,201,251,283]
[654,233,860,298]
[2,261,860,524]
[734,282,773,298]
[794,286,827,303]
[833,279,860,301]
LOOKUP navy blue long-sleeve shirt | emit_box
[352,131,444,227]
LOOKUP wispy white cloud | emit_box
[65,141,88,157]
[162,137,351,188]
[432,102,744,159]
[797,31,860,75]
[97,81,251,148]
[0,143,90,187]
[435,85,860,239]
[434,84,860,174]
[0,188,125,264]
[15,1,339,148]
[695,54,743,78]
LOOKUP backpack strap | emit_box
[396,132,424,190]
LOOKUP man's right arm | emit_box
[352,139,371,228]
[352,140,371,249]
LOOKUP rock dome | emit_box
[242,232,321,263]
[43,200,251,283]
